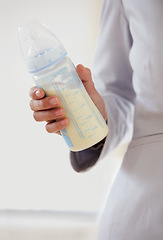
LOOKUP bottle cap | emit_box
[18,20,67,73]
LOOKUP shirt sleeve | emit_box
[70,0,136,172]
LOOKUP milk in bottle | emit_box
[19,21,109,151]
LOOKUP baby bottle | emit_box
[19,21,108,151]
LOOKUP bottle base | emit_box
[69,130,108,152]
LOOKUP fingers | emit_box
[46,118,69,133]
[29,86,69,134]
[33,107,65,122]
[30,96,60,111]
[29,86,45,100]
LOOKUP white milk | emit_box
[35,58,109,151]
[45,88,108,151]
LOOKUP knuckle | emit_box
[39,99,47,109]
[45,123,52,133]
[86,67,90,72]
[29,100,34,110]
[86,67,92,77]
[47,110,54,120]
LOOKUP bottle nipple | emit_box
[19,20,67,73]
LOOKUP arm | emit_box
[70,0,136,172]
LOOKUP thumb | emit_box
[76,64,95,93]
[76,64,107,121]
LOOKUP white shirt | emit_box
[93,0,163,157]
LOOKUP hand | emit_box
[29,87,69,134]
[29,64,107,134]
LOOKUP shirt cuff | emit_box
[69,137,106,172]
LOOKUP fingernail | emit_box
[49,97,58,105]
[55,108,64,117]
[35,90,42,98]
[61,119,68,126]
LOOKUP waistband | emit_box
[129,133,163,149]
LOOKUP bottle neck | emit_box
[32,55,69,79]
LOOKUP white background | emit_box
[0,0,125,212]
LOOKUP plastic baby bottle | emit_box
[19,21,108,151]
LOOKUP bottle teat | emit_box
[18,20,67,73]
